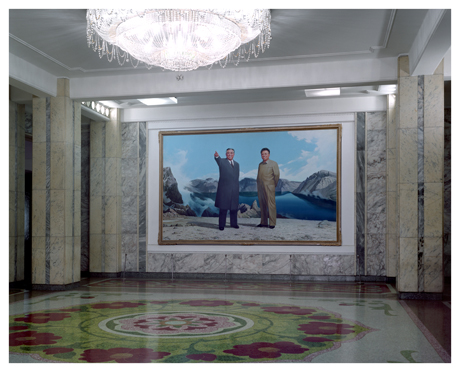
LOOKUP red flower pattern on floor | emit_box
[303,337,334,343]
[9,325,29,331]
[91,302,146,309]
[9,331,62,346]
[179,300,234,307]
[186,353,217,361]
[224,341,309,359]
[79,348,170,363]
[14,312,72,324]
[298,321,355,335]
[43,347,74,355]
[261,306,316,315]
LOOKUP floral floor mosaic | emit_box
[9,279,450,363]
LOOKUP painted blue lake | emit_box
[187,192,336,221]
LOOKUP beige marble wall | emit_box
[90,109,122,273]
[396,57,444,293]
[9,101,26,282]
[31,79,81,286]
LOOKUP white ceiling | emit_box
[9,9,451,110]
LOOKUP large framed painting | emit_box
[158,124,341,245]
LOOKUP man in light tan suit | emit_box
[256,148,280,229]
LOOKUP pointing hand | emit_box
[214,151,219,157]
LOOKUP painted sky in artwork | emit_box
[162,127,338,193]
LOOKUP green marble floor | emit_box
[9,278,450,363]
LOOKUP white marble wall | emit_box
[9,101,25,282]
[147,252,355,277]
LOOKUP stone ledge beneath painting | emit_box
[162,216,336,243]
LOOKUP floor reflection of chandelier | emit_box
[86,9,271,72]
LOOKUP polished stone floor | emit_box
[9,278,451,363]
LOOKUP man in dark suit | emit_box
[214,148,240,230]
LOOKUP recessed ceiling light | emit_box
[138,97,178,106]
[304,88,340,98]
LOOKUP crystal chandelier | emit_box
[86,9,271,72]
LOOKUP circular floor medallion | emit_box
[99,311,254,338]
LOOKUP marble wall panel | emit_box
[399,76,418,129]
[204,254,232,273]
[121,158,138,196]
[423,255,443,292]
[122,123,139,159]
[292,254,354,276]
[104,235,119,272]
[366,234,386,276]
[367,112,387,130]
[399,183,418,238]
[50,98,67,143]
[424,127,444,183]
[32,244,46,284]
[232,254,262,274]
[90,122,103,159]
[121,234,138,272]
[122,213,138,234]
[50,190,65,237]
[32,142,46,190]
[49,237,65,285]
[90,158,105,196]
[89,234,102,272]
[399,129,418,184]
[147,253,173,273]
[424,182,443,238]
[261,254,291,275]
[387,235,398,277]
[398,237,418,292]
[174,253,206,273]
[367,191,386,234]
[424,75,444,128]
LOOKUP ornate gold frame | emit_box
[158,124,342,245]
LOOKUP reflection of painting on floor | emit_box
[88,279,393,294]
[9,279,450,363]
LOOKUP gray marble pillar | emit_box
[9,101,25,283]
[89,109,122,273]
[121,122,147,272]
[31,78,81,287]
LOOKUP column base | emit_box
[31,281,80,291]
[398,292,443,300]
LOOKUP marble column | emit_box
[9,101,26,283]
[89,109,122,273]
[396,56,444,296]
[121,122,147,272]
[386,94,398,277]
[32,78,81,288]
[366,112,387,276]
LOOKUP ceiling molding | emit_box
[369,9,397,51]
[409,9,451,76]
